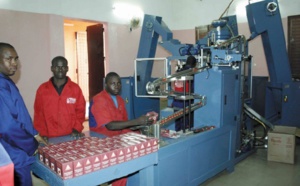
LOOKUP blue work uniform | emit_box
[0,73,39,186]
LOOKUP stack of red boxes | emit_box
[38,133,158,180]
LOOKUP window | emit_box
[288,15,300,79]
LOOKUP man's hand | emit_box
[34,134,48,146]
[139,115,154,125]
[71,129,85,139]
[32,134,48,156]
[146,111,158,124]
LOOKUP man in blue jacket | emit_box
[0,42,47,186]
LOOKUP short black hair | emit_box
[51,56,68,66]
[0,42,15,54]
[105,72,120,83]
[186,55,197,68]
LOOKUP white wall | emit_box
[0,9,64,117]
[0,0,299,29]
[106,23,141,77]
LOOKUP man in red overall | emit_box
[34,56,86,140]
[89,72,153,186]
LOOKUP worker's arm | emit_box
[105,115,153,130]
[0,87,39,155]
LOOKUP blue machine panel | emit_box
[280,82,300,126]
[120,77,160,120]
[157,148,189,185]
[153,67,239,186]
[189,132,231,176]
[265,81,300,126]
[120,77,134,120]
[222,71,241,127]
[193,68,240,129]
[155,126,235,186]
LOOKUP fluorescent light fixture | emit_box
[236,0,266,18]
[235,1,247,17]
[113,3,143,20]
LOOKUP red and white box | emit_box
[125,145,133,162]
[56,157,74,180]
[116,148,126,164]
[85,151,101,171]
[93,149,110,169]
[139,142,146,157]
[56,147,68,154]
[40,134,159,180]
[107,148,118,166]
[69,155,84,177]
[131,142,140,159]
[77,153,93,174]
[130,138,147,157]
[63,150,73,156]
[145,140,153,155]
[150,138,159,152]
[49,153,64,171]
[101,150,111,169]
[118,143,133,162]
[44,149,57,167]
[38,146,50,163]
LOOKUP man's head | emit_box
[0,43,19,76]
[105,72,121,95]
[51,56,69,80]
[186,55,197,68]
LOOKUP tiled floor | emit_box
[200,145,300,186]
[32,174,48,186]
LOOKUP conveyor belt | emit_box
[244,103,274,130]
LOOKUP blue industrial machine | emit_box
[121,0,299,185]
[246,1,300,126]
[132,13,245,185]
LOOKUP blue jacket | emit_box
[0,73,38,168]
